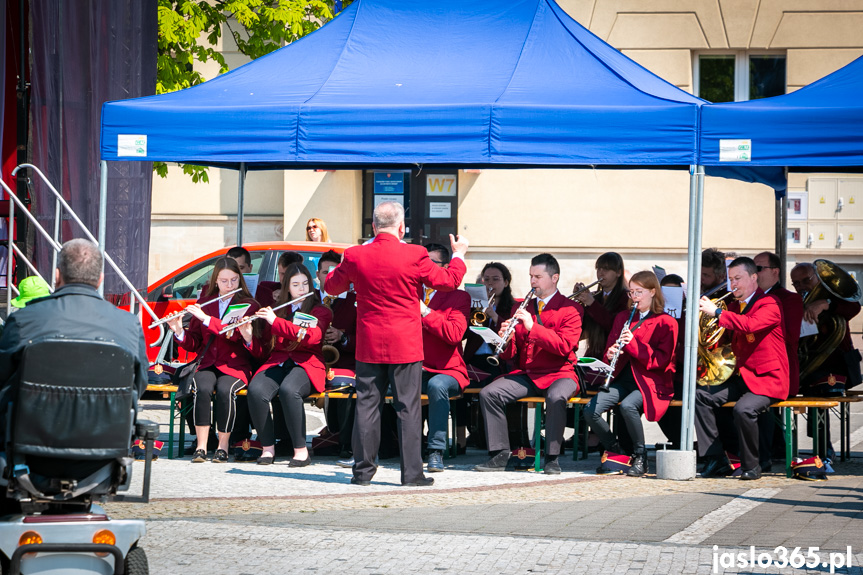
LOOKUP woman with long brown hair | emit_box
[573,252,629,365]
[167,257,261,463]
[583,271,678,477]
[242,263,332,466]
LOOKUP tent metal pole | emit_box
[237,163,246,246]
[680,165,705,455]
[98,160,108,296]
[775,176,788,286]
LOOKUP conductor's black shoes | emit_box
[403,476,434,487]
[474,450,511,472]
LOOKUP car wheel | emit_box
[125,545,149,575]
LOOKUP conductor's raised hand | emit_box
[449,234,469,256]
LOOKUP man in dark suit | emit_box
[475,253,582,475]
[420,243,471,473]
[325,202,468,487]
[696,257,789,480]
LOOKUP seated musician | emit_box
[420,243,471,473]
[242,264,332,466]
[462,262,516,449]
[316,249,359,461]
[696,257,788,480]
[168,257,261,463]
[257,251,303,308]
[584,271,677,477]
[791,262,862,395]
[701,248,727,297]
[475,253,581,475]
[227,245,253,274]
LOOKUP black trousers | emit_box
[247,364,311,448]
[353,360,423,485]
[584,370,645,452]
[192,367,245,433]
[479,374,578,457]
[694,376,774,471]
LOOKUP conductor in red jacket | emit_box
[475,253,582,475]
[584,271,677,477]
[697,257,789,481]
[420,243,471,473]
[325,201,469,487]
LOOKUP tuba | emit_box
[697,290,737,386]
[799,259,862,381]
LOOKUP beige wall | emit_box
[148,2,863,296]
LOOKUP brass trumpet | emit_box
[568,280,601,301]
[470,293,495,327]
[148,288,242,329]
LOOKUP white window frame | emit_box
[693,50,786,102]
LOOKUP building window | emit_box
[694,52,786,102]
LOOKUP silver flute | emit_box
[218,291,314,335]
[148,288,242,329]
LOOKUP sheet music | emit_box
[293,311,319,329]
[243,274,259,299]
[661,286,684,319]
[464,283,490,309]
[221,303,251,325]
[469,326,503,346]
[577,357,613,372]
[800,319,819,337]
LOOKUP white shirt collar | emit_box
[537,290,558,307]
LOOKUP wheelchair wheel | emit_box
[125,545,149,575]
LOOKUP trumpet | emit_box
[487,288,535,367]
[600,305,637,392]
[217,292,314,335]
[470,293,495,327]
[568,280,601,301]
[148,288,242,329]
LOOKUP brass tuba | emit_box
[697,290,737,386]
[799,259,862,381]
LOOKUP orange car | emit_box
[144,241,351,364]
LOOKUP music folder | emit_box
[469,326,504,347]
[577,357,613,373]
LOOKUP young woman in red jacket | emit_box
[167,257,261,463]
[241,263,332,466]
[583,271,678,477]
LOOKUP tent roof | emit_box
[700,55,863,167]
[100,0,705,168]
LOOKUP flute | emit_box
[600,304,638,393]
[217,292,314,335]
[148,288,242,329]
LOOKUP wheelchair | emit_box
[0,337,157,575]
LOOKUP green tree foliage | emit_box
[156,0,343,182]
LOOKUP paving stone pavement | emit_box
[101,397,863,574]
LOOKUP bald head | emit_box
[57,238,103,288]
[373,201,405,238]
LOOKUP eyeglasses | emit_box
[755,265,778,272]
[628,289,651,297]
[791,275,816,288]
[307,225,319,231]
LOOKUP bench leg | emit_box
[572,404,579,462]
[168,391,176,459]
[533,402,542,473]
[784,407,793,478]
[841,402,849,462]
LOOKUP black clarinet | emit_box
[600,304,638,393]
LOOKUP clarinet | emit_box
[600,304,638,393]
[487,288,536,367]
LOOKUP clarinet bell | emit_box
[486,354,501,367]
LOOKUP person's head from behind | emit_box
[701,248,726,291]
[226,246,252,274]
[278,251,303,282]
[424,243,450,269]
[56,239,103,289]
[204,257,252,299]
[659,274,684,288]
[529,253,560,299]
[373,201,405,239]
[278,263,319,314]
[317,249,342,290]
[305,218,329,242]
[595,252,624,292]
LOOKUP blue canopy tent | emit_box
[99,0,782,473]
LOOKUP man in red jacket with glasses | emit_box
[325,201,468,487]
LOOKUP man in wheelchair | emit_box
[0,239,154,574]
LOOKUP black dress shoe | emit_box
[403,476,434,487]
[740,466,762,481]
[700,457,732,478]
[474,450,512,472]
[543,459,561,475]
[191,449,207,463]
[627,449,648,477]
[350,476,371,486]
[289,455,312,467]
[257,454,274,465]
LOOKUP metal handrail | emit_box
[2,165,164,347]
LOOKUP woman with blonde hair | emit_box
[583,271,678,477]
[305,218,330,242]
